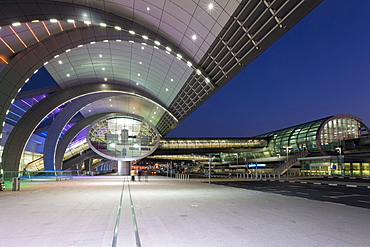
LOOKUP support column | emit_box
[118,161,130,176]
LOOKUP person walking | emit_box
[130,169,136,181]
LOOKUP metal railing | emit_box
[274,150,309,175]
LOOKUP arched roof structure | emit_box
[0,0,324,174]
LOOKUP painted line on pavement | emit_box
[329,184,337,186]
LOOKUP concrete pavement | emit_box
[0,175,369,246]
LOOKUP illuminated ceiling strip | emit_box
[21,100,32,107]
[25,23,40,42]
[42,21,51,35]
[9,26,27,48]
[0,37,15,53]
[58,21,64,31]
[12,104,27,113]
[0,56,8,64]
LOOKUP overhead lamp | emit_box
[129,30,135,35]
[147,7,150,11]
[142,35,148,40]
[141,43,147,46]
[166,47,172,52]
[139,61,142,65]
[103,40,108,42]
[115,26,121,30]
[138,73,140,76]
[50,19,58,23]
[54,54,59,58]
[12,22,21,26]
[67,19,75,23]
[84,21,91,25]
[78,44,83,47]
[187,61,192,67]
[65,49,71,52]
[154,40,160,46]
[67,74,70,77]
[208,3,214,10]
[90,41,96,44]
[177,54,182,59]
[104,78,108,81]
[153,46,158,49]
[58,60,62,64]
[136,83,139,85]
[43,61,48,65]
[129,40,134,43]
[100,23,107,27]
[165,88,169,91]
[205,78,210,83]
[102,68,105,71]
[99,54,102,57]
[141,46,144,50]
[31,20,40,23]
[25,78,29,83]
[196,69,201,75]
[170,78,173,82]
[116,40,122,42]
[192,34,197,41]
[34,69,38,74]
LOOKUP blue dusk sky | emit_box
[167,0,370,138]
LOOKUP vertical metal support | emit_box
[208,154,212,184]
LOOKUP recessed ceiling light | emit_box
[166,47,172,52]
[90,41,96,44]
[89,110,91,112]
[165,88,168,91]
[192,34,197,41]
[102,68,105,71]
[177,54,183,59]
[147,7,150,11]
[115,26,121,30]
[58,60,62,64]
[110,105,113,107]
[170,78,173,82]
[136,83,139,85]
[67,74,70,77]
[50,19,58,23]
[34,69,38,74]
[129,40,134,43]
[129,30,135,35]
[104,78,108,81]
[103,40,108,42]
[66,49,71,52]
[32,20,39,23]
[142,35,148,40]
[84,21,91,25]
[141,46,144,50]
[116,39,122,42]
[67,19,75,23]
[196,69,201,75]
[109,99,112,101]
[43,61,48,65]
[187,61,192,67]
[54,54,59,58]
[154,40,160,46]
[99,54,102,57]
[138,73,140,76]
[100,23,106,27]
[208,3,214,10]
[78,44,83,48]
[139,61,142,65]
[154,112,156,114]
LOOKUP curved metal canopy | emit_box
[0,0,324,175]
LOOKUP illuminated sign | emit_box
[248,164,266,168]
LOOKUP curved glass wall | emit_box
[255,115,369,156]
[87,115,160,161]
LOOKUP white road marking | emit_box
[322,194,362,199]
[329,184,337,186]
[358,200,370,204]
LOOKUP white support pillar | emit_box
[118,161,130,176]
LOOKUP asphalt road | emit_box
[212,180,370,209]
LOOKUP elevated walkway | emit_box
[0,176,369,246]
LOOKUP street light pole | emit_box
[335,147,344,176]
[283,146,292,180]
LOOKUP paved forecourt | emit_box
[0,175,369,247]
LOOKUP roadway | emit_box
[211,179,370,209]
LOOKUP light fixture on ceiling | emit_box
[165,88,168,91]
[166,47,172,52]
[84,21,91,25]
[104,78,108,81]
[129,30,135,35]
[50,19,58,23]
[187,61,192,67]
[141,46,144,50]
[170,79,173,82]
[34,69,38,74]
[103,40,109,42]
[43,61,48,65]
[109,99,111,101]
[115,26,121,30]
[192,34,197,41]
[102,68,105,71]
[116,39,122,42]
[32,20,39,23]
[90,41,96,44]
[99,54,102,57]
[147,7,150,11]
[154,40,160,46]
[67,74,70,77]
[196,69,202,75]
[138,73,140,76]
[67,19,75,23]
[66,49,71,52]
[208,2,214,10]
[78,44,83,47]
[177,54,182,59]
[54,54,59,58]
[139,61,142,65]
[142,35,148,40]
[100,23,106,27]
[58,60,62,64]
[136,83,139,85]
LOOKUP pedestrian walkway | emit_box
[0,175,369,247]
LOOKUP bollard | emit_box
[12,177,20,191]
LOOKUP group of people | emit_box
[130,169,149,182]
